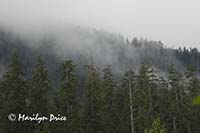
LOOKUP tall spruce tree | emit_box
[122,69,136,133]
[167,64,184,133]
[134,62,158,131]
[0,52,28,133]
[101,65,115,132]
[83,64,102,133]
[112,83,128,133]
[184,66,200,132]
[156,77,172,131]
[57,60,82,133]
[29,56,54,133]
[113,69,136,133]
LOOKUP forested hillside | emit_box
[1,26,200,79]
[0,27,200,133]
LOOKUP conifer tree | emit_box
[29,56,53,133]
[113,69,136,133]
[184,66,200,132]
[156,77,171,131]
[167,64,183,133]
[58,60,82,133]
[135,63,157,131]
[83,64,102,133]
[185,65,200,97]
[0,52,28,133]
[101,65,115,132]
[123,69,136,133]
[112,84,130,133]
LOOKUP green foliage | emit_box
[29,56,53,114]
[0,52,28,133]
[57,60,82,133]
[59,60,77,109]
[101,65,116,132]
[29,56,54,132]
[134,63,158,131]
[116,69,135,133]
[83,64,103,133]
[145,117,166,133]
[192,96,200,105]
[1,53,200,132]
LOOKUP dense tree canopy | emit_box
[0,29,200,133]
[0,52,199,133]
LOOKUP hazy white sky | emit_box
[0,0,200,48]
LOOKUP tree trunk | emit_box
[188,122,191,133]
[129,73,134,133]
[173,117,176,133]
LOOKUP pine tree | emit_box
[101,65,115,132]
[135,63,157,131]
[29,56,54,133]
[167,64,183,133]
[112,84,130,133]
[184,66,200,132]
[57,60,82,133]
[0,52,28,133]
[83,64,102,133]
[113,69,136,133]
[123,69,136,133]
[185,65,200,97]
[156,77,171,131]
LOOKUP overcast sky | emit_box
[0,0,200,48]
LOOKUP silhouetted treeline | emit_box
[175,47,200,71]
[0,52,200,133]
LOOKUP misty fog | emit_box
[0,0,200,48]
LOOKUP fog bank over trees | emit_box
[1,24,200,80]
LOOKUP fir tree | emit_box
[113,69,136,133]
[135,63,157,131]
[167,64,184,133]
[0,52,28,133]
[29,56,54,133]
[101,65,115,132]
[57,60,82,133]
[184,66,200,132]
[83,64,102,133]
